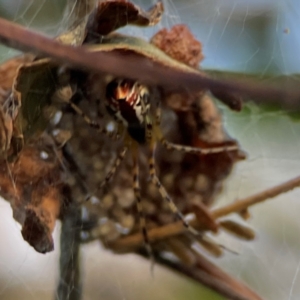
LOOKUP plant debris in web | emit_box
[0,1,300,300]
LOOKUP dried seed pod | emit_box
[166,238,197,266]
[191,202,219,233]
[196,235,224,258]
[220,220,255,241]
[151,24,204,68]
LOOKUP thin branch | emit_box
[56,203,82,300]
[138,250,263,300]
[212,175,300,218]
[109,175,300,251]
[207,70,300,110]
[0,17,300,108]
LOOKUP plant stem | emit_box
[109,175,300,251]
[56,204,82,300]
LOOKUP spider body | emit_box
[106,79,150,144]
[68,77,239,256]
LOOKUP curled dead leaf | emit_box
[0,135,64,253]
[85,0,164,39]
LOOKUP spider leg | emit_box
[102,146,128,186]
[160,138,238,154]
[85,146,128,201]
[142,95,198,235]
[140,92,153,144]
[154,98,161,126]
[132,144,153,259]
[148,143,199,236]
[153,100,237,155]
[68,100,120,140]
[54,87,118,139]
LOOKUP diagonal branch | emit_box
[0,17,300,108]
[138,249,263,300]
[109,175,300,251]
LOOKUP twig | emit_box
[212,175,300,218]
[138,249,263,300]
[207,70,300,110]
[56,203,82,300]
[0,17,300,107]
[109,175,300,251]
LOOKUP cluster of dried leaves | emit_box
[0,1,299,300]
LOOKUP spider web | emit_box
[0,1,300,300]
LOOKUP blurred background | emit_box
[0,0,300,299]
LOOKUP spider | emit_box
[67,78,239,255]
